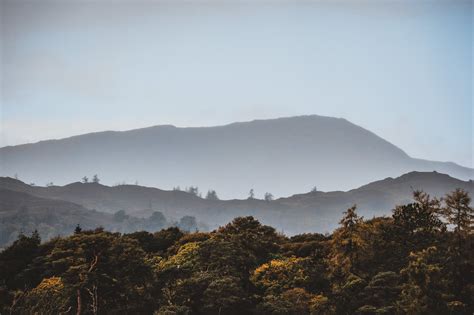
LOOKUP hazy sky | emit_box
[1,0,472,167]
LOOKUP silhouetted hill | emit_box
[0,177,209,220]
[0,186,205,248]
[278,171,474,224]
[1,171,472,235]
[1,115,472,198]
[0,188,114,247]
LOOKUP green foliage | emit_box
[216,216,284,265]
[442,188,473,235]
[329,206,367,278]
[397,246,448,314]
[357,271,401,314]
[281,233,329,269]
[152,227,185,254]
[0,190,473,314]
[393,203,444,235]
[16,276,70,314]
[252,257,310,293]
[0,231,40,288]
[257,288,316,315]
[201,276,251,315]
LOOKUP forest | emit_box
[0,189,472,315]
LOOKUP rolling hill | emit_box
[1,171,472,235]
[1,115,472,199]
[0,188,115,247]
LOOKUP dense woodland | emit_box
[0,189,472,315]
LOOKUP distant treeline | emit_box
[0,189,472,315]
[0,207,204,249]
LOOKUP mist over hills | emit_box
[0,188,114,247]
[0,182,205,248]
[1,115,472,199]
[1,171,472,238]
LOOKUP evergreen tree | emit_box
[264,192,274,202]
[397,247,450,314]
[443,189,473,236]
[186,186,199,196]
[205,190,219,200]
[329,205,365,277]
[248,189,255,199]
[74,224,82,234]
[92,174,100,183]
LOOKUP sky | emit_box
[0,0,472,167]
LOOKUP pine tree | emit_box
[264,192,274,202]
[248,189,255,200]
[397,247,449,314]
[205,190,219,200]
[442,189,473,304]
[329,206,365,278]
[443,189,473,236]
[92,174,100,183]
[74,224,82,234]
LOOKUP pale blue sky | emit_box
[1,0,472,167]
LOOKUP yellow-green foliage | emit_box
[158,241,201,271]
[0,190,472,315]
[252,257,310,293]
[33,276,64,292]
[18,277,70,315]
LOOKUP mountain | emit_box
[1,171,472,235]
[0,115,472,198]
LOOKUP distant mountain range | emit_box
[1,171,472,239]
[1,115,472,198]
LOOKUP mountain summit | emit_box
[1,115,472,198]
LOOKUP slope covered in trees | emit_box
[1,190,472,314]
[0,188,202,249]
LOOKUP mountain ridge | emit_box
[1,115,472,198]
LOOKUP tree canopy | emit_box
[0,189,472,315]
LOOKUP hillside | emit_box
[1,115,472,198]
[3,205,472,314]
[0,188,115,247]
[0,186,203,248]
[1,171,472,235]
